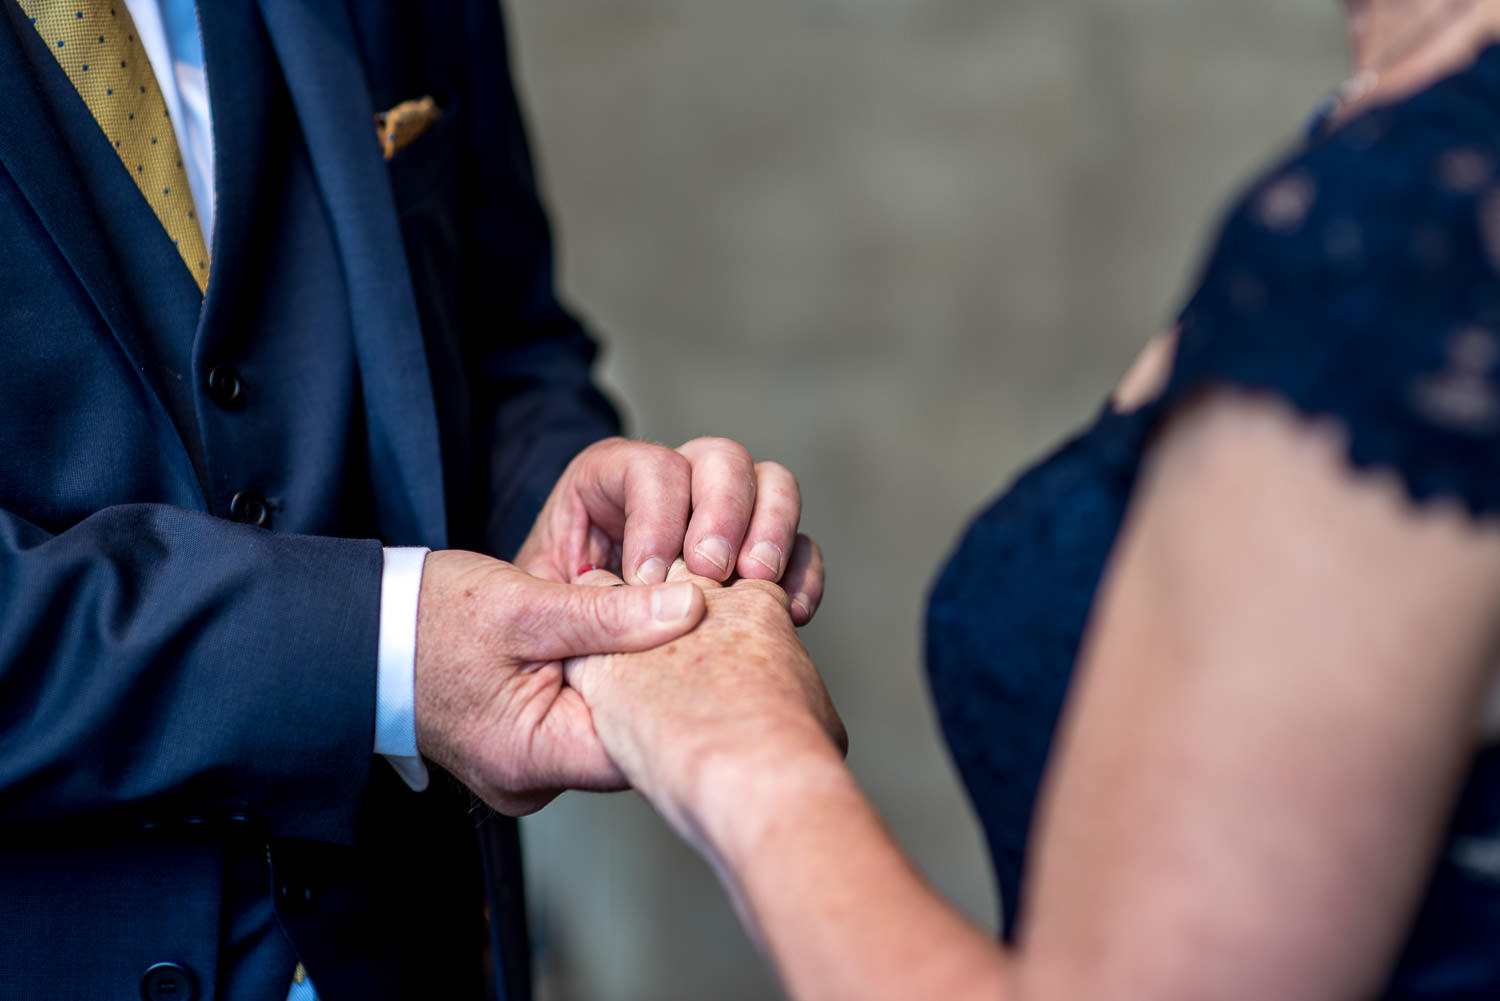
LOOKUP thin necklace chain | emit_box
[1338,0,1485,105]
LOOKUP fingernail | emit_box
[695,536,734,574]
[747,541,784,577]
[791,593,813,621]
[636,556,668,585]
[652,582,696,622]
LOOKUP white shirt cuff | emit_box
[377,546,430,791]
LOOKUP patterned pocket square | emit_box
[374,96,442,160]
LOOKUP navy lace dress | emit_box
[927,46,1500,999]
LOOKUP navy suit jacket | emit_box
[0,2,618,999]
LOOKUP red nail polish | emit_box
[576,563,603,576]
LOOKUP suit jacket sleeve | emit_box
[0,502,383,843]
[0,1,389,847]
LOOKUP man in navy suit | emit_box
[0,1,822,999]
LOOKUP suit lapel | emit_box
[0,8,206,504]
[256,0,448,549]
[194,2,274,332]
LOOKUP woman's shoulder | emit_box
[1160,46,1500,518]
[1200,50,1500,275]
[1211,68,1500,294]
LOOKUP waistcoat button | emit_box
[229,490,270,528]
[140,962,198,1001]
[277,875,315,914]
[206,364,244,407]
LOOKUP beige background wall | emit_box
[508,3,1346,998]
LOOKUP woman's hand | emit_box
[566,561,1008,1001]
[563,559,846,846]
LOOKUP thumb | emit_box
[517,578,705,663]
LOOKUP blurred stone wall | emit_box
[507,2,1345,999]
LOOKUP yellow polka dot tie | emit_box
[18,0,211,293]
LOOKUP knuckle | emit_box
[666,448,694,478]
[531,587,607,653]
[606,437,659,467]
[685,436,751,467]
[573,436,625,467]
[674,436,708,459]
[717,438,753,464]
[648,445,692,480]
[734,578,793,612]
[760,482,801,513]
[754,465,801,506]
[624,445,691,496]
[571,586,627,637]
[754,459,794,482]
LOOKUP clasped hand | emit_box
[565,559,847,849]
[412,437,831,815]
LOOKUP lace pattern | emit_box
[925,45,1500,993]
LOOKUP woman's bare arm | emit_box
[571,389,1500,1001]
[1018,390,1500,1000]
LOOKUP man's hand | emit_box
[412,549,706,815]
[515,437,825,624]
